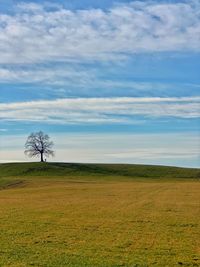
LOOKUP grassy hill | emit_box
[0,162,199,187]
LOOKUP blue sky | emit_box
[0,0,199,166]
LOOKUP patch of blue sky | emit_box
[1,52,200,100]
[0,84,65,103]
[4,0,190,10]
[1,116,199,136]
[1,81,199,103]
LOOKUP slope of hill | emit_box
[0,162,199,184]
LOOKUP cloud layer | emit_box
[1,96,199,124]
[0,1,199,64]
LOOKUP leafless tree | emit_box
[25,131,54,162]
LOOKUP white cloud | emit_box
[0,96,199,124]
[0,66,182,95]
[0,66,94,86]
[0,1,199,64]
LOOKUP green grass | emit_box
[0,162,199,266]
[0,162,199,182]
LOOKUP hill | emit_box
[0,162,199,187]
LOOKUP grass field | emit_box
[0,163,200,266]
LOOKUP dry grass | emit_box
[0,179,200,266]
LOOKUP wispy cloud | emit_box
[0,66,94,86]
[1,96,199,124]
[0,66,184,91]
[0,1,199,64]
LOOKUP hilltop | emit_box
[0,162,199,187]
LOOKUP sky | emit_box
[0,0,199,167]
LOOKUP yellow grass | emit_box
[0,179,200,266]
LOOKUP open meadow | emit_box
[0,163,200,267]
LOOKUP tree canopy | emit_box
[25,131,54,162]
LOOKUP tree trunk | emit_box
[40,152,44,162]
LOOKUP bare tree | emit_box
[25,131,54,162]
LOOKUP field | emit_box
[0,163,200,267]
